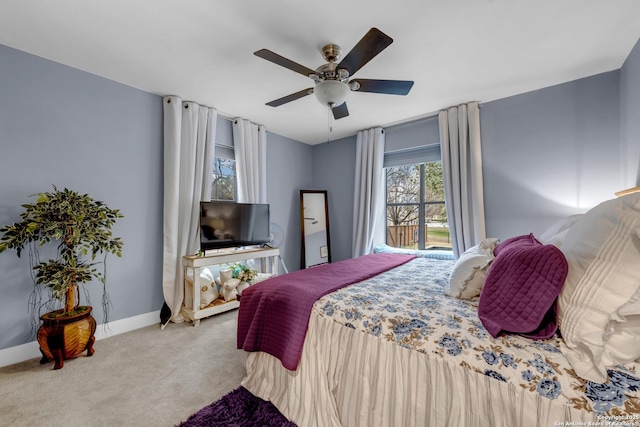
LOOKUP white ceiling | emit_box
[1,0,640,145]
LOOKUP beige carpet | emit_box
[0,310,247,427]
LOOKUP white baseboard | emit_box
[0,310,161,368]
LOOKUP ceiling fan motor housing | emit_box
[313,62,350,82]
[321,44,341,63]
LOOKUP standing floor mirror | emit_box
[300,190,331,269]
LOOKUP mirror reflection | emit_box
[300,190,331,269]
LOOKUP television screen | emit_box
[199,201,270,250]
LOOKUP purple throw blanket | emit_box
[478,234,568,339]
[237,253,416,370]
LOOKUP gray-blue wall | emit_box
[0,44,313,352]
[0,44,164,350]
[311,135,357,263]
[265,132,313,271]
[481,71,622,240]
[621,37,640,187]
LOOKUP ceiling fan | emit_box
[254,27,414,120]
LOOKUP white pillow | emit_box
[185,268,219,308]
[602,287,640,366]
[558,193,640,383]
[538,214,583,247]
[447,238,498,299]
[198,268,219,308]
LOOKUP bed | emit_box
[237,193,640,427]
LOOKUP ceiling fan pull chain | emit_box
[327,103,334,143]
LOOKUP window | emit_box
[211,157,236,201]
[385,161,450,250]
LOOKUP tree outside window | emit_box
[386,162,450,250]
[211,157,236,201]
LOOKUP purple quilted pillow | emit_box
[478,234,568,339]
[493,233,538,257]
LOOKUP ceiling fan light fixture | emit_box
[314,80,349,107]
[257,28,412,120]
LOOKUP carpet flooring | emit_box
[178,387,296,427]
[0,310,247,426]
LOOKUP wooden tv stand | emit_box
[181,246,279,326]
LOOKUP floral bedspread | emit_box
[314,257,640,416]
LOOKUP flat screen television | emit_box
[199,201,270,251]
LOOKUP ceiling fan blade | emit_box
[351,79,414,95]
[337,28,393,77]
[266,88,314,107]
[254,49,317,78]
[332,102,349,120]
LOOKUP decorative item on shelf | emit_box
[184,268,219,308]
[0,186,123,369]
[198,269,218,308]
[221,278,240,302]
[228,262,258,283]
[226,263,259,300]
[215,268,239,302]
[236,281,251,297]
[217,269,233,284]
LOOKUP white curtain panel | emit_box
[233,118,267,204]
[439,101,486,258]
[162,96,217,324]
[352,127,386,257]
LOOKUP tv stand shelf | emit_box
[181,247,279,326]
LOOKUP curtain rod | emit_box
[382,101,483,129]
[383,111,439,129]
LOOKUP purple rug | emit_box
[177,387,297,427]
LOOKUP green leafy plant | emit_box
[0,187,123,317]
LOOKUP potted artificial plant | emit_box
[0,187,123,369]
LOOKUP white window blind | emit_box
[384,143,441,168]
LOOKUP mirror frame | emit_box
[300,190,331,269]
